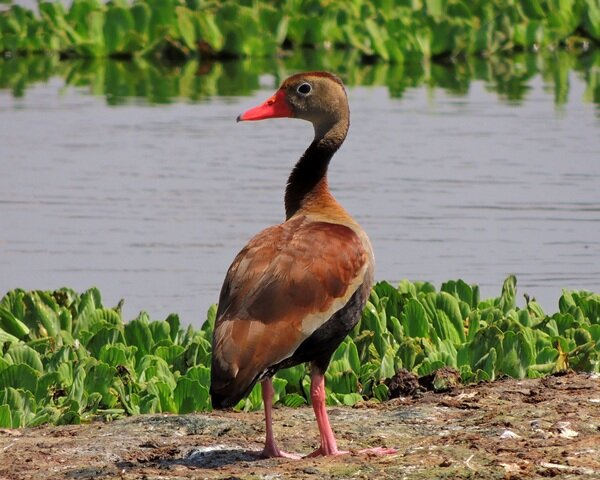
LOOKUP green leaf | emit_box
[28,406,61,427]
[536,346,559,364]
[112,378,140,416]
[131,2,151,36]
[520,0,547,20]
[165,314,181,344]
[174,377,209,413]
[372,383,389,401]
[0,364,39,393]
[0,404,12,428]
[272,377,287,402]
[0,387,37,427]
[146,380,177,413]
[379,347,396,379]
[57,408,81,425]
[339,393,363,406]
[201,304,217,338]
[196,10,223,52]
[582,0,600,40]
[176,6,196,50]
[104,5,135,55]
[89,308,121,327]
[589,325,600,342]
[24,293,60,337]
[402,298,429,337]
[346,338,361,375]
[86,326,125,358]
[365,18,388,61]
[275,364,306,393]
[425,0,446,18]
[73,288,101,336]
[500,331,533,378]
[124,317,153,363]
[67,363,87,406]
[235,381,262,412]
[154,344,185,366]
[149,320,170,344]
[36,371,62,403]
[4,345,43,372]
[436,292,466,343]
[498,275,517,313]
[182,337,211,368]
[275,15,289,45]
[137,355,176,389]
[473,347,497,381]
[184,365,210,385]
[0,306,30,338]
[396,338,421,372]
[417,359,445,376]
[84,362,117,407]
[281,393,306,407]
[0,329,20,345]
[98,344,136,368]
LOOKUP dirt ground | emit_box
[0,372,599,480]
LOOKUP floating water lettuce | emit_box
[0,275,598,427]
[0,0,598,61]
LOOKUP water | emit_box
[1,53,599,326]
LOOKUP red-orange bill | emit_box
[237,89,293,122]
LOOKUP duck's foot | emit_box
[260,445,301,459]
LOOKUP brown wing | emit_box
[210,216,369,406]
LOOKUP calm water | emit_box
[1,54,599,326]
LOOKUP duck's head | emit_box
[237,72,349,138]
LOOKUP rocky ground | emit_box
[1,372,599,480]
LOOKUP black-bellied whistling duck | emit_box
[210,72,394,458]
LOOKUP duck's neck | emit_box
[284,120,348,219]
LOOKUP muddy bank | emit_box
[1,373,599,479]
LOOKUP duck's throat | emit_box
[283,141,332,218]
[284,122,348,219]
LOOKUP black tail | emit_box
[210,363,260,409]
[209,389,231,410]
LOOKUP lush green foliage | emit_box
[0,287,216,427]
[2,49,599,107]
[0,0,598,61]
[0,276,598,427]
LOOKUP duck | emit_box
[210,72,393,458]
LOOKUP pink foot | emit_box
[261,446,301,459]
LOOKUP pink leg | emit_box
[260,378,300,459]
[306,368,348,457]
[307,366,397,458]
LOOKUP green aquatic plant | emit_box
[0,276,598,427]
[0,0,599,61]
[1,49,599,107]
[0,288,216,427]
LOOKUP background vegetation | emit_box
[1,276,598,428]
[0,0,599,62]
[1,49,599,106]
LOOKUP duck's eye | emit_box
[297,82,312,95]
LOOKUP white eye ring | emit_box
[297,82,312,95]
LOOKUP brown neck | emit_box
[284,120,348,219]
